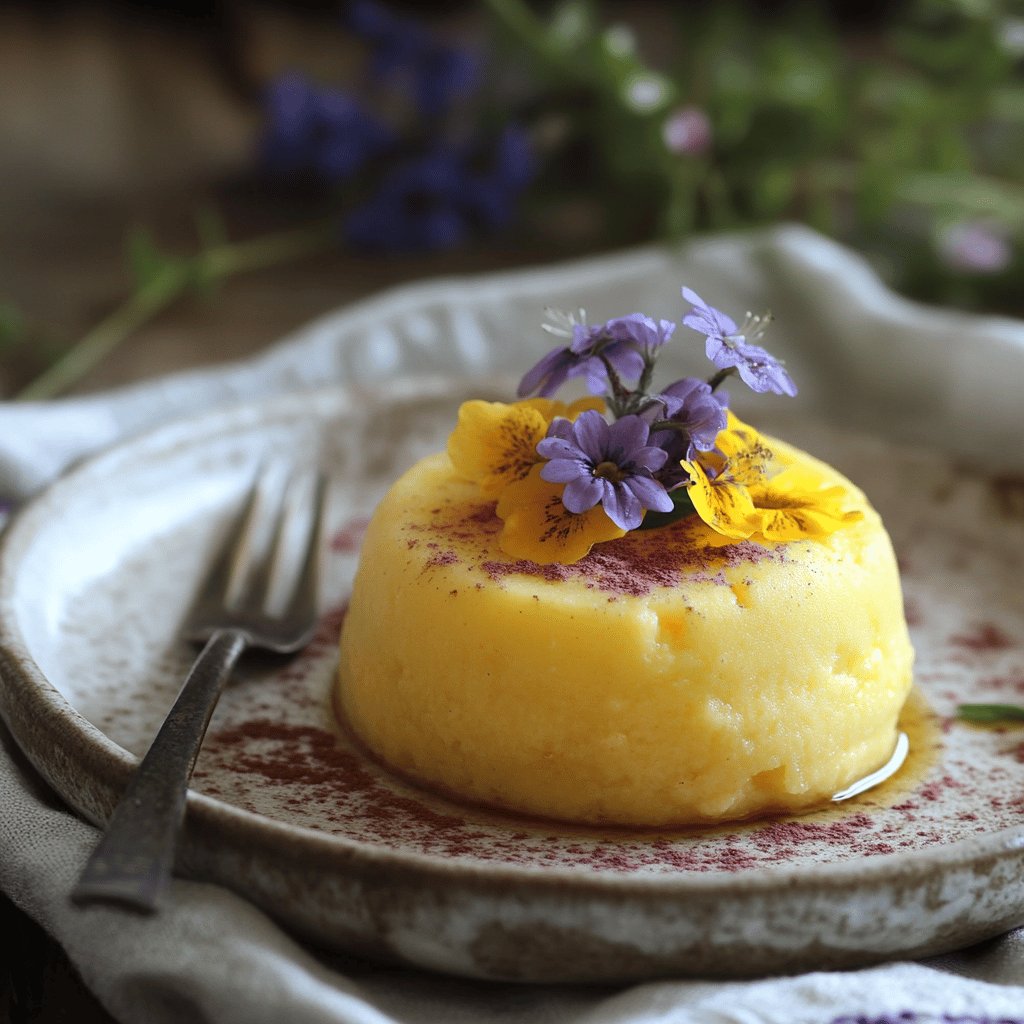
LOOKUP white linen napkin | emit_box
[2,225,1024,1024]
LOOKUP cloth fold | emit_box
[2,226,1024,1023]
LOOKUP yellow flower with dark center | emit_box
[681,415,860,543]
[679,414,771,540]
[748,466,863,541]
[447,396,603,499]
[496,465,626,564]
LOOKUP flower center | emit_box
[593,460,626,484]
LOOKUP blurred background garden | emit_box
[1,0,1022,401]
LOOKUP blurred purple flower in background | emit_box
[262,4,534,254]
[344,147,470,251]
[348,0,481,117]
[262,73,394,181]
[344,126,535,252]
[938,221,1012,275]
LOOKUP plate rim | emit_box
[3,382,1024,900]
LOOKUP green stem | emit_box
[201,221,336,278]
[15,221,336,402]
[481,0,568,74]
[598,353,631,418]
[707,367,735,392]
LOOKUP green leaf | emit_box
[125,226,175,290]
[636,488,697,531]
[957,703,1024,723]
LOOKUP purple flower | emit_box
[344,147,469,251]
[261,74,393,182]
[516,347,581,399]
[537,411,673,530]
[344,129,533,252]
[517,312,648,398]
[348,0,481,118]
[647,376,729,460]
[682,287,797,397]
[458,126,536,231]
[606,313,676,355]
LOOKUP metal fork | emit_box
[71,469,327,913]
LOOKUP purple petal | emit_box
[536,435,583,460]
[572,410,611,462]
[604,343,645,381]
[518,347,573,398]
[682,287,738,339]
[601,483,643,531]
[569,323,601,355]
[687,424,723,453]
[540,458,588,483]
[606,314,676,352]
[545,417,576,442]
[706,336,739,370]
[737,358,798,397]
[661,376,708,402]
[606,414,650,460]
[624,475,674,513]
[733,343,798,396]
[576,356,610,395]
[637,395,672,423]
[630,445,669,473]
[563,474,604,514]
[650,428,683,458]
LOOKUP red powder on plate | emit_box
[951,624,1015,652]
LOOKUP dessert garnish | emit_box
[338,282,914,827]
[447,286,862,565]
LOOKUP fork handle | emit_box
[71,628,248,912]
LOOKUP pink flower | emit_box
[939,222,1012,275]
[662,106,712,156]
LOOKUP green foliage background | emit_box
[486,0,1024,311]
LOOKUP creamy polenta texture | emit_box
[338,444,913,827]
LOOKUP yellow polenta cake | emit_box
[338,442,913,827]
[338,286,914,826]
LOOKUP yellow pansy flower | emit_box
[681,414,861,543]
[679,414,772,540]
[496,465,626,564]
[447,396,603,499]
[680,456,760,540]
[747,465,863,542]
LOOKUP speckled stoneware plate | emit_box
[1,374,1023,982]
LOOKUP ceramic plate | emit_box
[2,374,1024,982]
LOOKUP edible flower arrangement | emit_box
[448,287,862,564]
